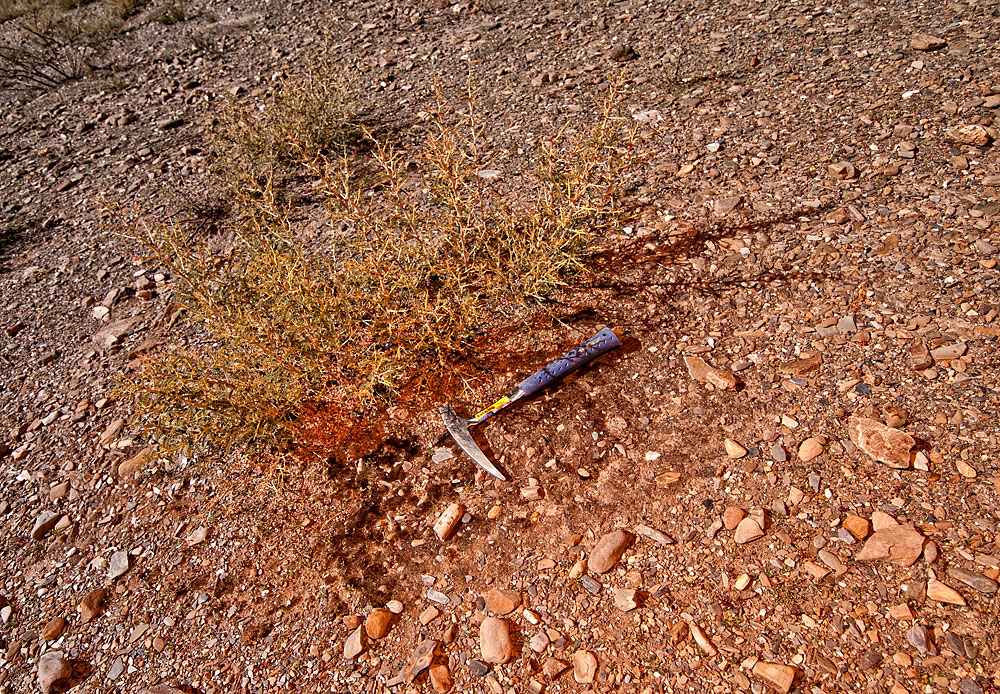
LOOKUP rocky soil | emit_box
[2,0,999,693]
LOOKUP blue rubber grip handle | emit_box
[516,328,621,397]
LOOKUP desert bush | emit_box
[209,62,359,195]
[122,79,647,454]
[148,0,183,25]
[0,0,141,90]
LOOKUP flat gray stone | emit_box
[947,567,998,594]
[31,511,61,540]
[108,551,130,580]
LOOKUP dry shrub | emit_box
[0,0,142,90]
[209,62,359,194]
[122,78,649,454]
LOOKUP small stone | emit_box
[41,617,66,641]
[856,524,925,566]
[955,460,978,478]
[572,649,598,683]
[431,447,454,463]
[778,354,822,375]
[635,524,673,545]
[418,606,440,625]
[608,44,637,62]
[480,617,512,664]
[848,415,914,468]
[425,589,449,604]
[390,639,437,685]
[842,515,871,540]
[807,471,820,490]
[543,657,570,680]
[142,687,186,694]
[871,511,899,531]
[803,561,830,582]
[654,470,682,485]
[907,624,937,655]
[724,438,747,458]
[827,161,857,180]
[520,485,543,500]
[929,342,967,360]
[37,653,73,694]
[798,438,823,461]
[484,589,521,615]
[689,623,717,656]
[723,507,747,530]
[343,614,361,629]
[344,625,367,660]
[429,664,452,693]
[888,604,916,620]
[78,589,107,624]
[927,579,967,605]
[751,661,799,693]
[734,573,751,590]
[858,650,883,670]
[48,481,70,501]
[713,195,744,216]
[734,517,764,544]
[386,600,404,614]
[365,608,393,639]
[433,503,465,541]
[910,343,933,370]
[669,620,690,645]
[684,356,738,389]
[910,33,947,50]
[107,657,124,681]
[947,125,994,147]
[787,487,804,507]
[529,631,550,652]
[945,632,968,658]
[588,529,634,574]
[118,446,155,477]
[31,511,61,540]
[947,567,998,594]
[467,660,489,678]
[580,574,601,594]
[185,526,208,547]
[959,679,984,694]
[613,588,638,612]
[108,551,130,580]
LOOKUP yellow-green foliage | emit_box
[210,62,359,193]
[123,79,647,454]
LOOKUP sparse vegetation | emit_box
[0,0,143,91]
[121,74,647,455]
[209,61,359,194]
[149,0,183,25]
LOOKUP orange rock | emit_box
[856,524,925,566]
[572,650,598,683]
[484,589,521,615]
[365,608,392,639]
[842,514,871,540]
[723,507,747,531]
[752,661,799,693]
[848,415,914,468]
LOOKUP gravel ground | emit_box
[2,0,999,693]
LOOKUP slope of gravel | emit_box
[1,0,998,693]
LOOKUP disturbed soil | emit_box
[2,0,1000,693]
